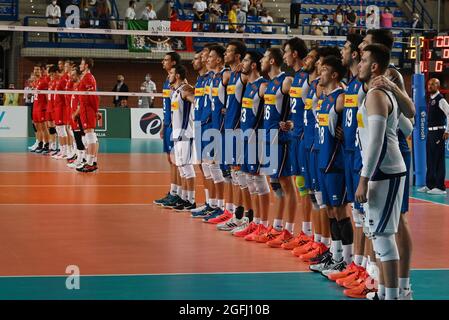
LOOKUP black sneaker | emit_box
[34,145,45,154]
[174,200,189,211]
[309,251,333,273]
[321,259,347,278]
[66,154,77,163]
[162,195,182,208]
[309,249,332,265]
[153,192,171,205]
[184,202,196,211]
[41,144,50,155]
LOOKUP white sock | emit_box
[314,233,322,243]
[321,237,331,247]
[361,256,368,269]
[87,154,94,166]
[385,287,399,300]
[170,184,177,195]
[378,284,386,300]
[285,222,294,234]
[354,255,363,267]
[187,190,195,203]
[399,278,411,293]
[302,222,312,236]
[210,198,217,208]
[331,240,343,261]
[262,220,269,227]
[181,190,187,201]
[177,185,182,196]
[254,217,261,224]
[342,244,353,264]
[204,189,210,204]
[217,199,225,210]
[226,203,234,213]
[273,219,283,231]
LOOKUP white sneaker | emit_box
[28,141,39,150]
[217,217,245,231]
[399,288,413,300]
[366,292,382,300]
[230,217,250,234]
[417,186,430,193]
[427,188,447,195]
[75,160,86,169]
[191,204,206,213]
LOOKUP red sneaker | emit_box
[336,266,366,286]
[343,270,369,289]
[292,239,316,257]
[244,224,268,241]
[255,226,282,243]
[344,282,377,299]
[328,262,358,281]
[233,222,257,237]
[281,232,312,250]
[206,209,233,225]
[266,229,293,248]
[299,242,328,262]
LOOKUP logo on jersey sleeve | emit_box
[264,94,276,105]
[318,114,329,126]
[344,94,358,108]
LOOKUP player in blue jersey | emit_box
[154,52,182,207]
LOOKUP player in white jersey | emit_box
[168,65,197,211]
[355,44,406,300]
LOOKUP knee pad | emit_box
[231,170,240,186]
[201,163,212,179]
[254,175,270,195]
[85,131,98,145]
[57,125,68,138]
[246,175,257,195]
[178,166,186,178]
[49,127,57,135]
[210,164,225,184]
[182,164,196,179]
[352,208,365,228]
[270,178,283,198]
[295,175,308,197]
[372,233,399,262]
[236,171,248,189]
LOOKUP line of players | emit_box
[28,58,100,173]
[154,29,414,300]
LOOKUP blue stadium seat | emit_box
[300,7,308,14]
[303,18,311,25]
[376,1,386,6]
[394,10,404,17]
[392,21,400,27]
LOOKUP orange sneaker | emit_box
[233,222,257,237]
[281,232,312,250]
[299,243,328,262]
[206,209,233,224]
[344,282,377,299]
[328,262,358,281]
[244,223,268,241]
[266,229,293,248]
[336,266,366,286]
[343,270,369,289]
[255,226,282,243]
[292,240,315,257]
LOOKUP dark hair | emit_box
[166,51,181,66]
[228,40,247,60]
[367,29,394,50]
[322,55,347,81]
[204,43,219,50]
[284,37,308,60]
[317,46,342,60]
[246,51,262,72]
[72,66,82,77]
[347,33,364,59]
[174,64,187,80]
[34,62,44,68]
[267,48,284,67]
[48,65,59,74]
[209,45,226,62]
[81,57,94,69]
[363,44,391,74]
[129,1,135,6]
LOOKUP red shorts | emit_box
[32,105,46,123]
[54,106,64,125]
[46,109,53,122]
[64,105,72,126]
[80,104,98,130]
[70,115,82,131]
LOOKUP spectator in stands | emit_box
[237,4,247,33]
[260,9,273,48]
[229,3,238,32]
[248,0,257,17]
[139,74,157,108]
[193,0,207,21]
[120,99,129,108]
[334,6,345,35]
[46,0,62,43]
[240,0,250,22]
[112,75,129,108]
[322,14,330,36]
[125,1,137,21]
[222,0,232,15]
[141,2,157,20]
[3,84,19,106]
[208,0,223,31]
[311,14,322,35]
[411,12,423,30]
[290,0,301,29]
[345,5,357,34]
[255,0,264,17]
[96,0,113,28]
[380,6,394,29]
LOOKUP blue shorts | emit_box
[163,126,173,153]
[319,169,347,207]
[401,151,411,214]
[288,138,302,176]
[260,143,292,178]
[344,150,355,202]
[352,169,364,213]
[309,150,320,192]
[302,146,312,190]
[240,137,260,174]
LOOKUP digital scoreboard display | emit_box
[404,35,449,73]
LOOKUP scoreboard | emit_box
[404,35,449,73]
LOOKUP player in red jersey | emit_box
[76,58,100,173]
[31,63,50,154]
[44,64,57,153]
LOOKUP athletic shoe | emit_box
[427,188,447,195]
[417,186,430,193]
[50,150,60,157]
[292,240,317,257]
[206,209,233,225]
[342,270,369,289]
[77,163,98,173]
[344,282,377,299]
[217,217,246,231]
[28,141,39,150]
[233,221,257,237]
[66,154,77,163]
[30,143,42,153]
[255,226,282,243]
[184,202,197,211]
[153,193,171,205]
[191,205,215,218]
[162,195,183,208]
[281,231,312,250]
[191,204,207,213]
[173,200,190,211]
[366,292,381,300]
[308,248,332,265]
[244,223,268,241]
[336,266,365,286]
[266,229,293,248]
[75,159,87,170]
[321,259,346,277]
[309,251,334,273]
[230,218,251,235]
[328,262,358,281]
[41,145,50,155]
[400,288,413,300]
[202,208,224,223]
[299,242,328,262]
[34,145,45,154]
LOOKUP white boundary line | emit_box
[410,196,449,207]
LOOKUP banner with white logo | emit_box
[0,106,28,137]
[131,108,163,139]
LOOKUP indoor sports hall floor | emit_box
[0,138,449,300]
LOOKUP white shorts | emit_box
[364,175,405,235]
[174,140,193,167]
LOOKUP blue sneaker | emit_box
[191,205,214,218]
[162,195,183,208]
[153,192,171,206]
[202,208,223,223]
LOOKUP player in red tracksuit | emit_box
[77,58,100,173]
[31,63,50,154]
[44,65,57,153]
